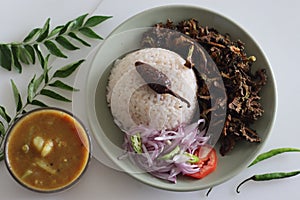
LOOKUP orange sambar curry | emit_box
[5,108,90,192]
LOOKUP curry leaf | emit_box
[44,69,49,84]
[22,46,34,64]
[36,18,50,42]
[72,13,89,29]
[11,45,22,73]
[40,89,71,102]
[24,45,36,64]
[43,55,51,83]
[84,15,112,27]
[55,36,79,50]
[33,44,45,68]
[33,74,44,93]
[0,106,11,123]
[23,28,40,43]
[18,46,31,65]
[0,121,5,137]
[53,59,84,78]
[48,25,64,38]
[79,27,102,39]
[0,44,12,71]
[44,40,67,58]
[59,21,75,35]
[27,76,36,103]
[30,100,48,108]
[49,80,79,91]
[59,14,88,34]
[1,14,112,72]
[10,80,23,112]
[68,32,91,47]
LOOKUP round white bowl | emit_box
[86,5,277,191]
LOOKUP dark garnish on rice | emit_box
[135,61,191,108]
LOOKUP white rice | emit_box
[106,48,198,131]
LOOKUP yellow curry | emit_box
[5,108,90,192]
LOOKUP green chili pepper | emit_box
[184,152,199,163]
[130,133,142,154]
[160,145,180,160]
[248,147,300,167]
[236,170,300,193]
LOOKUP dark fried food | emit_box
[141,19,267,155]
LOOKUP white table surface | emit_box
[1,0,300,199]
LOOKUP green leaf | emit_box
[10,80,23,112]
[33,74,44,93]
[24,45,36,64]
[79,27,102,39]
[0,44,12,71]
[0,121,5,137]
[54,14,88,36]
[68,32,91,47]
[30,100,48,107]
[23,28,41,43]
[43,57,50,84]
[55,36,79,50]
[0,106,11,123]
[53,59,84,78]
[11,45,22,73]
[48,25,64,38]
[36,18,50,42]
[27,75,36,103]
[84,15,112,27]
[44,40,67,58]
[49,80,79,91]
[72,13,89,29]
[59,21,75,35]
[18,46,30,65]
[40,89,71,102]
[33,44,45,68]
[44,70,49,83]
[18,46,34,65]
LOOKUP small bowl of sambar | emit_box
[4,107,91,193]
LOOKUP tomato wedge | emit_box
[186,145,217,179]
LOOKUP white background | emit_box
[0,0,300,199]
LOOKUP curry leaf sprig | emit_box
[0,14,111,72]
[0,56,85,161]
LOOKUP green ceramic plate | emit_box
[86,5,277,191]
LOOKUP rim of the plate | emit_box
[85,4,277,191]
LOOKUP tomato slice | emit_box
[186,145,217,179]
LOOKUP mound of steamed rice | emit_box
[106,48,198,131]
